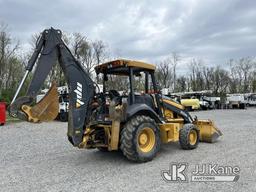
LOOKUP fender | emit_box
[163,101,193,123]
[125,104,163,123]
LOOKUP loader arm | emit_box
[9,28,95,146]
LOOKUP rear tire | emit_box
[120,115,161,162]
[179,124,199,150]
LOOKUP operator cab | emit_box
[94,59,163,122]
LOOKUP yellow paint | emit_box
[109,120,120,151]
[21,82,59,122]
[181,99,200,110]
[137,127,156,153]
[193,120,222,143]
[166,118,184,124]
[163,108,174,119]
[163,99,184,110]
[95,59,156,73]
[159,123,181,143]
[21,105,40,123]
[76,102,81,108]
[78,128,91,148]
[189,129,197,145]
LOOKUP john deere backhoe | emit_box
[10,28,222,162]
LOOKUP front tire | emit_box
[120,115,161,162]
[179,124,199,150]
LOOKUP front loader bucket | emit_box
[21,82,59,122]
[194,120,222,143]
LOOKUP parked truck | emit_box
[226,94,246,109]
[165,90,220,110]
[244,93,256,106]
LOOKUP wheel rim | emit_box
[189,130,197,145]
[138,127,155,153]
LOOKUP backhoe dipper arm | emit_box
[10,28,95,146]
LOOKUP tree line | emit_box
[156,53,256,97]
[0,23,256,104]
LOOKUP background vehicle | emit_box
[9,28,222,162]
[244,93,256,106]
[226,94,246,109]
[167,91,217,110]
[180,98,200,111]
[203,96,221,109]
[57,86,69,122]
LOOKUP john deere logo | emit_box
[74,82,84,108]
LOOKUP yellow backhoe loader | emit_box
[10,28,222,162]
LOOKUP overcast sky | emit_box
[0,0,256,73]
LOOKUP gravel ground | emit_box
[0,108,256,192]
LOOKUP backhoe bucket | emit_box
[21,82,59,122]
[194,120,222,143]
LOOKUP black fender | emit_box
[125,104,162,123]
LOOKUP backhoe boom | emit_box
[10,28,95,146]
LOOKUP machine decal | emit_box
[74,82,84,108]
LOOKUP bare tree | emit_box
[176,76,188,92]
[211,66,230,95]
[189,58,205,91]
[202,66,214,90]
[0,23,20,94]
[71,33,86,59]
[228,57,255,93]
[92,40,106,65]
[169,52,181,91]
[156,59,173,88]
[70,33,107,78]
[251,70,256,92]
[228,59,238,93]
[237,57,254,92]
